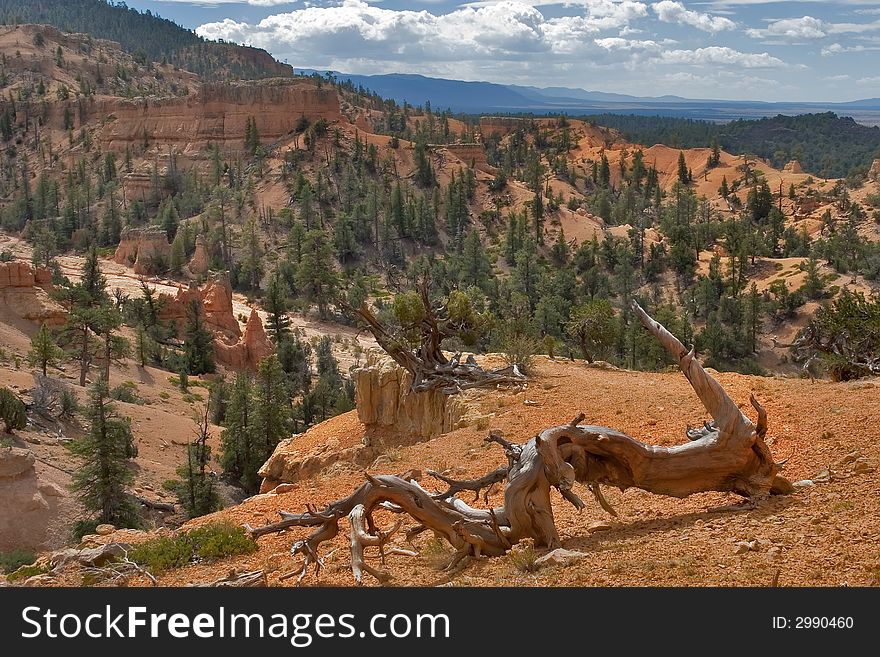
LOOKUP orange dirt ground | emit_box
[69,357,878,588]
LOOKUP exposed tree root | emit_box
[247,301,793,584]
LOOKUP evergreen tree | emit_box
[70,379,139,529]
[251,355,290,490]
[220,372,255,489]
[164,407,220,518]
[566,299,616,362]
[27,323,63,377]
[183,299,215,375]
[264,273,291,343]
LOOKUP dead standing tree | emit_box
[344,280,526,394]
[249,301,793,584]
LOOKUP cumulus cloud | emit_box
[746,16,826,40]
[195,0,788,87]
[660,46,785,68]
[652,1,735,33]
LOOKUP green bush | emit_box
[0,549,36,574]
[0,387,27,433]
[71,519,101,541]
[128,522,257,575]
[110,382,143,405]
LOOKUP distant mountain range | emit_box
[299,70,880,126]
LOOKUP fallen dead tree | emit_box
[345,281,526,395]
[248,301,793,585]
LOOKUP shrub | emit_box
[128,522,257,575]
[0,549,36,574]
[59,386,79,418]
[509,545,540,573]
[110,381,143,405]
[0,387,27,433]
[499,333,538,374]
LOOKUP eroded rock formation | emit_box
[214,309,274,371]
[157,274,241,339]
[114,227,172,275]
[188,236,210,276]
[784,160,804,174]
[0,447,64,551]
[99,79,340,151]
[257,354,476,492]
[353,353,468,437]
[0,262,65,327]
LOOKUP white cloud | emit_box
[822,74,850,81]
[196,1,654,65]
[821,42,880,56]
[155,0,296,5]
[652,1,735,33]
[746,16,826,40]
[857,75,880,85]
[660,46,785,68]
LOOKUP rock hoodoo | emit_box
[157,273,241,339]
[0,261,65,327]
[214,309,274,371]
[114,227,172,275]
[0,447,63,551]
[188,236,210,276]
[869,158,880,182]
[783,160,804,174]
[256,354,474,492]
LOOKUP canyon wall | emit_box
[97,79,340,151]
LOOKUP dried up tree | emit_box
[250,302,793,584]
[345,280,526,394]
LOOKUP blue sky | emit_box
[126,1,880,102]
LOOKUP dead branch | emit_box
[188,569,267,587]
[250,301,793,584]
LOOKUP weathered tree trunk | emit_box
[249,302,792,584]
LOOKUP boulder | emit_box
[535,548,588,567]
[0,447,35,478]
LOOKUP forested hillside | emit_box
[0,0,292,80]
[585,112,880,179]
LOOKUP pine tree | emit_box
[219,372,257,492]
[183,299,215,375]
[677,151,690,185]
[70,380,140,528]
[251,355,290,490]
[264,273,290,343]
[27,323,63,377]
[164,406,220,519]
